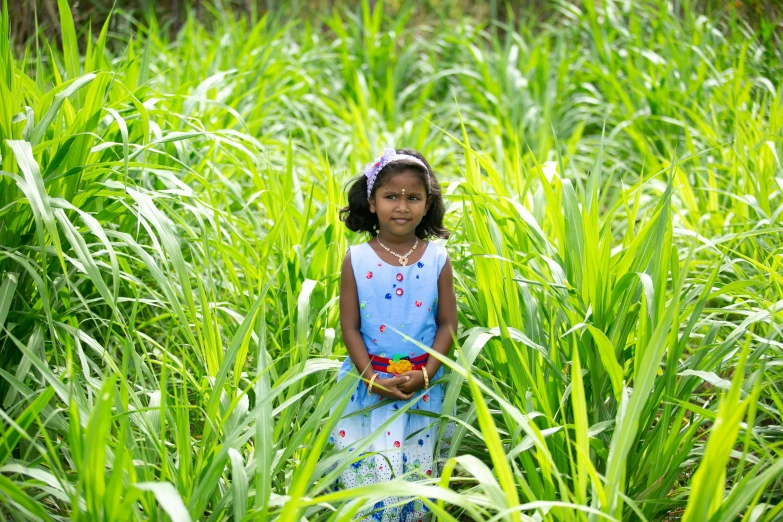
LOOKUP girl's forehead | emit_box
[380,171,427,191]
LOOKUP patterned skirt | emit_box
[326,366,455,522]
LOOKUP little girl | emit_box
[329,148,457,521]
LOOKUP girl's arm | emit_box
[340,249,375,385]
[426,255,458,376]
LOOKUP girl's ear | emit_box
[368,196,376,213]
[424,196,432,215]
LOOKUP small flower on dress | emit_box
[394,440,400,448]
[366,271,373,279]
[396,273,403,281]
[380,325,386,333]
[385,293,392,300]
[417,261,424,268]
[387,431,390,435]
[425,469,432,476]
[373,338,377,343]
[360,301,366,309]
[351,394,355,401]
[339,430,346,437]
[396,288,404,296]
[418,439,424,446]
[423,394,429,402]
[415,300,422,307]
[416,275,419,279]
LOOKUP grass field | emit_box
[0,0,782,520]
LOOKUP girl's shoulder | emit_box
[345,241,370,272]
[426,240,447,255]
[427,241,449,276]
[346,241,369,257]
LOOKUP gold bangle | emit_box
[421,367,429,389]
[367,374,379,395]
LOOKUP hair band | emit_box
[363,147,430,200]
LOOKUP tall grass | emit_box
[0,0,781,520]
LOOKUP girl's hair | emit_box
[339,148,449,239]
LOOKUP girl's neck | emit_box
[375,232,418,249]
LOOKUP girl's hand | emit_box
[396,369,425,394]
[371,375,415,401]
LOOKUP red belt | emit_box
[371,353,428,374]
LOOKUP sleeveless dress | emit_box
[328,240,455,522]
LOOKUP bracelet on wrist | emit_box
[421,367,429,389]
[367,373,379,395]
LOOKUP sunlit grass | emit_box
[0,0,781,520]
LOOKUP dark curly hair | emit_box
[339,148,449,240]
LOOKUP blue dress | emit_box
[329,240,455,522]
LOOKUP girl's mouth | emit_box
[391,218,410,225]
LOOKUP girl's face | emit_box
[369,170,431,239]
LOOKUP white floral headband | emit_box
[363,147,430,200]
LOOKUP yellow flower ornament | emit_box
[386,355,413,374]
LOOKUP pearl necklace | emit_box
[377,237,418,266]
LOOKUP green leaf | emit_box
[134,482,192,522]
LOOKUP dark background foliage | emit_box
[9,0,783,50]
